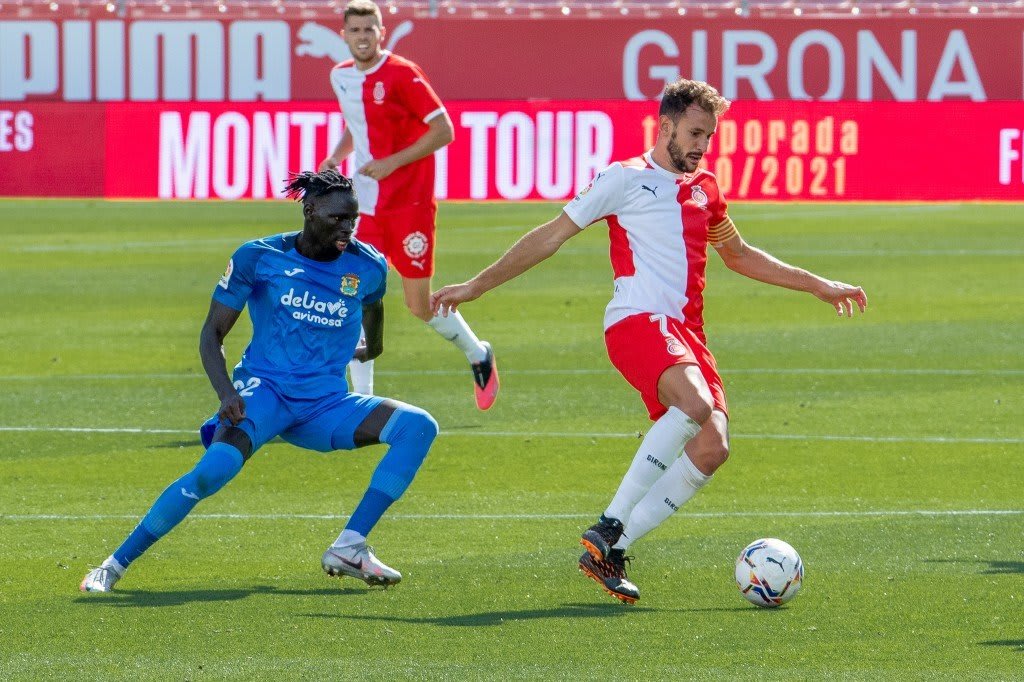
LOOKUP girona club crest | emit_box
[691,185,709,208]
[373,81,385,104]
[402,231,430,259]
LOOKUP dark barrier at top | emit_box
[0,13,1021,102]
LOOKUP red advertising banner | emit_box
[0,15,1021,102]
[3,100,1023,200]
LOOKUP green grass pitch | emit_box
[1,199,1022,679]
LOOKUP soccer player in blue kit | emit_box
[81,170,438,592]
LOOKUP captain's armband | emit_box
[708,217,739,248]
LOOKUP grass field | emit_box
[1,199,1022,680]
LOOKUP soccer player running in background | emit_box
[431,80,867,604]
[81,170,438,592]
[318,0,499,410]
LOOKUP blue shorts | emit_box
[201,369,386,454]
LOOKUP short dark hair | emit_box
[343,0,382,24]
[283,169,354,203]
[659,79,731,121]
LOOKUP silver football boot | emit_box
[322,542,402,586]
[80,562,123,593]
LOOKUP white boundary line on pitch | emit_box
[1,367,1022,381]
[0,425,1021,444]
[2,509,1022,522]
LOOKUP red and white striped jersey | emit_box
[563,151,738,331]
[330,51,445,215]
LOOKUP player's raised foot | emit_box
[579,549,639,605]
[471,341,499,411]
[322,542,402,586]
[80,562,123,593]
[580,515,624,561]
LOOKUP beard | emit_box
[666,135,697,174]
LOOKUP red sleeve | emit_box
[704,175,738,245]
[396,62,446,123]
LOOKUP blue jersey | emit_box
[212,232,387,399]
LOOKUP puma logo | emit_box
[295,22,350,61]
[641,184,658,198]
[285,268,304,276]
[766,556,786,570]
[180,488,200,500]
[295,20,415,62]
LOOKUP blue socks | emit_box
[110,405,437,568]
[345,406,437,536]
[113,442,244,568]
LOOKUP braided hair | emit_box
[283,169,354,203]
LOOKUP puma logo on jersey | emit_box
[641,184,658,198]
[285,268,304,277]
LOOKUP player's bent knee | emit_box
[408,302,435,322]
[691,440,729,473]
[674,397,713,426]
[191,442,244,499]
[383,405,438,448]
[212,425,254,460]
[708,441,730,469]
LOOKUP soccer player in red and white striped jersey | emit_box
[320,0,498,410]
[431,79,867,604]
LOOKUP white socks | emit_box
[427,310,488,363]
[613,452,711,551]
[348,328,374,394]
[348,357,374,395]
[102,555,126,576]
[332,529,366,549]
[603,407,702,524]
[348,312,486,395]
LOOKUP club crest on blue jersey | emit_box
[340,274,360,296]
[218,258,234,290]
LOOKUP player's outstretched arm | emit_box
[354,299,384,362]
[714,232,867,317]
[199,300,247,424]
[431,211,581,316]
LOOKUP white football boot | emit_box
[322,542,402,586]
[80,561,124,593]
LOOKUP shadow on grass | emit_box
[150,436,290,450]
[979,640,1024,652]
[301,601,745,627]
[923,558,1024,575]
[74,584,365,608]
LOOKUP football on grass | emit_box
[735,538,804,608]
